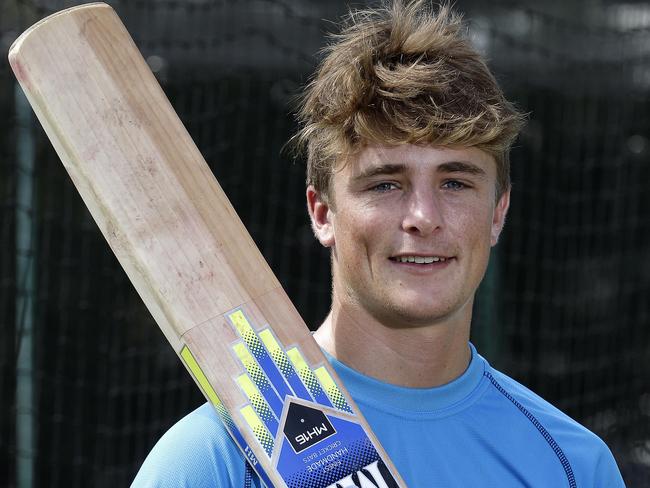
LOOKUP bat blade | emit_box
[8,4,406,487]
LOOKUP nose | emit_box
[401,187,443,236]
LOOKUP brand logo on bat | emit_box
[284,402,336,453]
[326,460,396,488]
[296,422,330,446]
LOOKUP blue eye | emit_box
[442,180,466,190]
[372,182,398,192]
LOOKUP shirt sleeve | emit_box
[594,444,627,488]
[131,403,249,488]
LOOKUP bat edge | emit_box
[8,2,113,65]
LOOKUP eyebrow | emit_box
[352,160,487,181]
[352,163,406,181]
[437,161,488,178]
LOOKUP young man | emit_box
[133,1,625,486]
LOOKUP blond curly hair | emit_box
[294,0,525,200]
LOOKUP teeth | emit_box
[395,256,447,263]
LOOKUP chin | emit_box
[373,300,457,329]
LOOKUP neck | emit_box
[313,296,472,389]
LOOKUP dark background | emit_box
[1,0,648,486]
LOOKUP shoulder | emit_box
[131,403,248,488]
[484,367,625,487]
[485,367,595,439]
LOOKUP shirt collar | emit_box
[324,343,487,416]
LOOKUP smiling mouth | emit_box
[389,255,451,264]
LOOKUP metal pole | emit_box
[15,82,36,488]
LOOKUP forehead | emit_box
[338,144,497,179]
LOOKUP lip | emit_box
[389,253,455,261]
[388,255,455,272]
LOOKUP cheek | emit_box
[447,212,496,275]
[446,200,494,241]
[333,212,382,262]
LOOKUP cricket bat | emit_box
[9,3,406,488]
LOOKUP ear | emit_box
[306,185,335,247]
[490,188,510,246]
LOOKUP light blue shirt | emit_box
[133,344,625,487]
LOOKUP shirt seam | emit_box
[484,371,577,488]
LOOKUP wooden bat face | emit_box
[9,4,405,487]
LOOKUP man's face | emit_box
[308,144,510,328]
